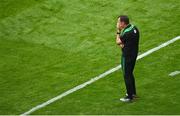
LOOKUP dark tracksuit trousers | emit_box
[121,54,137,99]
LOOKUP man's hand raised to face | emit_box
[116,18,121,33]
[116,18,124,48]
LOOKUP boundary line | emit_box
[22,36,180,115]
[169,71,180,77]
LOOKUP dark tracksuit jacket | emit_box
[120,24,140,99]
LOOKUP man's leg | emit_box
[132,74,136,95]
[120,56,132,102]
[123,56,136,99]
[124,61,133,99]
[131,58,137,95]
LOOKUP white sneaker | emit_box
[120,97,132,102]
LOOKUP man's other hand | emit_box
[120,44,124,48]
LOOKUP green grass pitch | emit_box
[0,0,180,115]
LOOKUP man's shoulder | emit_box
[126,26,138,34]
[130,25,139,34]
[121,24,139,38]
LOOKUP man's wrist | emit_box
[117,42,123,45]
[117,28,121,33]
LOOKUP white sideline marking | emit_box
[21,36,180,115]
[169,71,180,77]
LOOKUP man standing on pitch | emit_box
[116,15,139,102]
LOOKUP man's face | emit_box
[118,18,126,29]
